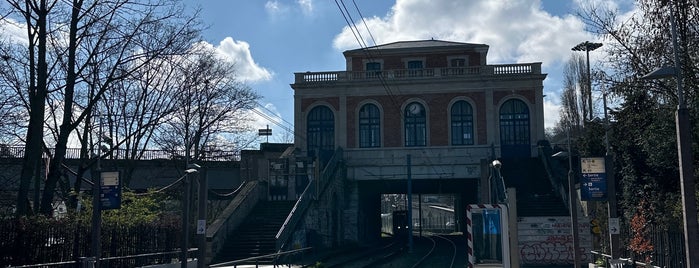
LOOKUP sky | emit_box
[0,0,636,146]
[182,0,636,145]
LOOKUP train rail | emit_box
[304,233,461,268]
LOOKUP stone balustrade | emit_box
[293,62,542,84]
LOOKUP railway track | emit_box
[306,233,461,268]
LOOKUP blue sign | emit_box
[580,157,607,201]
[100,171,121,210]
[581,173,607,201]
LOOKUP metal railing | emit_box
[0,145,240,161]
[209,247,312,268]
[293,63,542,84]
[590,250,663,268]
[275,147,343,250]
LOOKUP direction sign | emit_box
[581,157,607,201]
[100,171,121,210]
[609,217,620,234]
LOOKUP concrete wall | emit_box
[518,216,593,266]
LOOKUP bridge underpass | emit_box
[355,178,480,244]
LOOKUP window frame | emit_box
[404,102,427,147]
[358,103,381,148]
[450,100,474,145]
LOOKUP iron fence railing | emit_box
[0,218,182,267]
[592,224,685,267]
[0,145,240,161]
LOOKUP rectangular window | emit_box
[365,62,382,79]
[449,58,466,75]
[450,58,466,67]
[407,60,423,77]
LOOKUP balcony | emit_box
[343,145,495,180]
[293,63,542,85]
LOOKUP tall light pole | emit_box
[641,4,698,267]
[572,41,603,122]
[603,87,621,259]
[181,167,199,268]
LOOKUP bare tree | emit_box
[4,0,202,217]
[558,54,587,134]
[155,45,259,163]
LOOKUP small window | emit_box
[366,62,381,71]
[450,58,466,67]
[407,60,424,77]
[366,62,382,78]
[449,58,467,75]
[407,60,423,69]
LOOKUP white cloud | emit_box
[333,0,595,67]
[265,0,286,16]
[0,18,29,45]
[297,0,313,15]
[265,0,314,17]
[208,37,273,83]
[331,0,624,130]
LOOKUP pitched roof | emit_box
[344,39,488,54]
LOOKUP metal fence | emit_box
[619,224,686,268]
[0,218,182,267]
[0,144,240,161]
[594,224,686,267]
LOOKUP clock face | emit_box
[408,103,421,115]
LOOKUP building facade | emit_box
[289,39,548,245]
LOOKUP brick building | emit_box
[285,39,549,246]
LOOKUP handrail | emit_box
[275,147,343,250]
[8,249,193,268]
[590,250,663,268]
[0,144,240,161]
[538,145,567,202]
[209,247,312,267]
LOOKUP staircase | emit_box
[500,158,568,217]
[213,200,296,264]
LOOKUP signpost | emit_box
[580,157,607,201]
[100,171,121,210]
[258,125,272,143]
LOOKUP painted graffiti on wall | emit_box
[518,217,592,265]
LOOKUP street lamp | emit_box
[641,4,698,267]
[181,166,199,268]
[572,41,603,122]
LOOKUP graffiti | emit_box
[520,241,590,264]
[519,217,592,265]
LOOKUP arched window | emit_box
[404,102,426,147]
[451,100,474,145]
[499,99,530,157]
[307,106,334,153]
[359,103,380,148]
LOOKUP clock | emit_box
[408,103,421,115]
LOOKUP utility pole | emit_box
[641,4,699,266]
[603,87,621,259]
[91,112,103,268]
[407,154,413,253]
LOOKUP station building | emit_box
[287,39,548,244]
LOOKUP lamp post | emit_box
[181,167,199,268]
[641,4,698,267]
[572,41,603,122]
[194,164,207,268]
[603,87,621,259]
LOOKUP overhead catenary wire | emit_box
[335,0,454,179]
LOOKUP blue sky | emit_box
[0,0,634,146]
[182,0,636,145]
